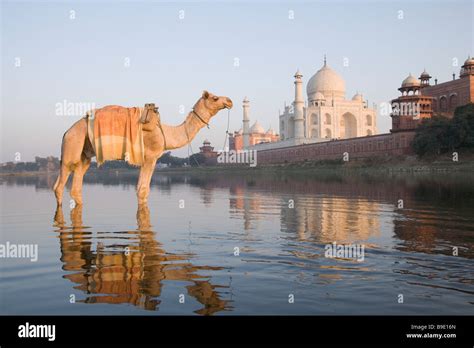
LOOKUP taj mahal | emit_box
[230,58,377,151]
[280,58,377,142]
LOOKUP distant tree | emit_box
[12,162,39,172]
[158,151,187,167]
[158,151,172,164]
[100,161,135,169]
[188,153,206,167]
[452,103,474,148]
[412,116,451,156]
[24,162,39,171]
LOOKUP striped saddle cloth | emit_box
[86,105,145,166]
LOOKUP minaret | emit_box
[419,69,431,87]
[242,96,250,148]
[293,69,304,140]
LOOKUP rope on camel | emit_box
[186,108,231,167]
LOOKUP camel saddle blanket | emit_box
[86,105,145,167]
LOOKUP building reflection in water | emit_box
[53,204,231,314]
[228,177,381,243]
[197,172,473,258]
[280,197,380,243]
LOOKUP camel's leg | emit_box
[53,205,65,227]
[53,163,71,206]
[70,155,91,206]
[136,204,151,231]
[136,157,158,205]
[53,119,88,206]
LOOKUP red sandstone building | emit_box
[199,139,218,160]
[229,122,279,151]
[391,57,474,132]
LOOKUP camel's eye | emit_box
[213,96,219,101]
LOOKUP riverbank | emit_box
[1,151,473,177]
[159,151,474,174]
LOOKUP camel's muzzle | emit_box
[224,97,233,109]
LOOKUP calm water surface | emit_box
[1,170,473,315]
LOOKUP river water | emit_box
[1,170,473,315]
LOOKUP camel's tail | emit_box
[52,132,66,192]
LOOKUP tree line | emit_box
[0,152,206,173]
[412,103,474,157]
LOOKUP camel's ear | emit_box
[202,90,210,99]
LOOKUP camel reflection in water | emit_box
[53,204,230,315]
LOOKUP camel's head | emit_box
[196,90,233,116]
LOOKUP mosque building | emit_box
[229,97,279,151]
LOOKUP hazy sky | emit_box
[1,0,472,161]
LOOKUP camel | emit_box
[53,91,233,206]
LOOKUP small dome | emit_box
[420,69,430,78]
[203,139,210,144]
[463,56,474,66]
[352,93,363,101]
[250,121,265,134]
[401,74,421,88]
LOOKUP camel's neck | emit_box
[161,108,211,150]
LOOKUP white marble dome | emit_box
[307,63,345,101]
[314,92,326,100]
[250,121,265,134]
